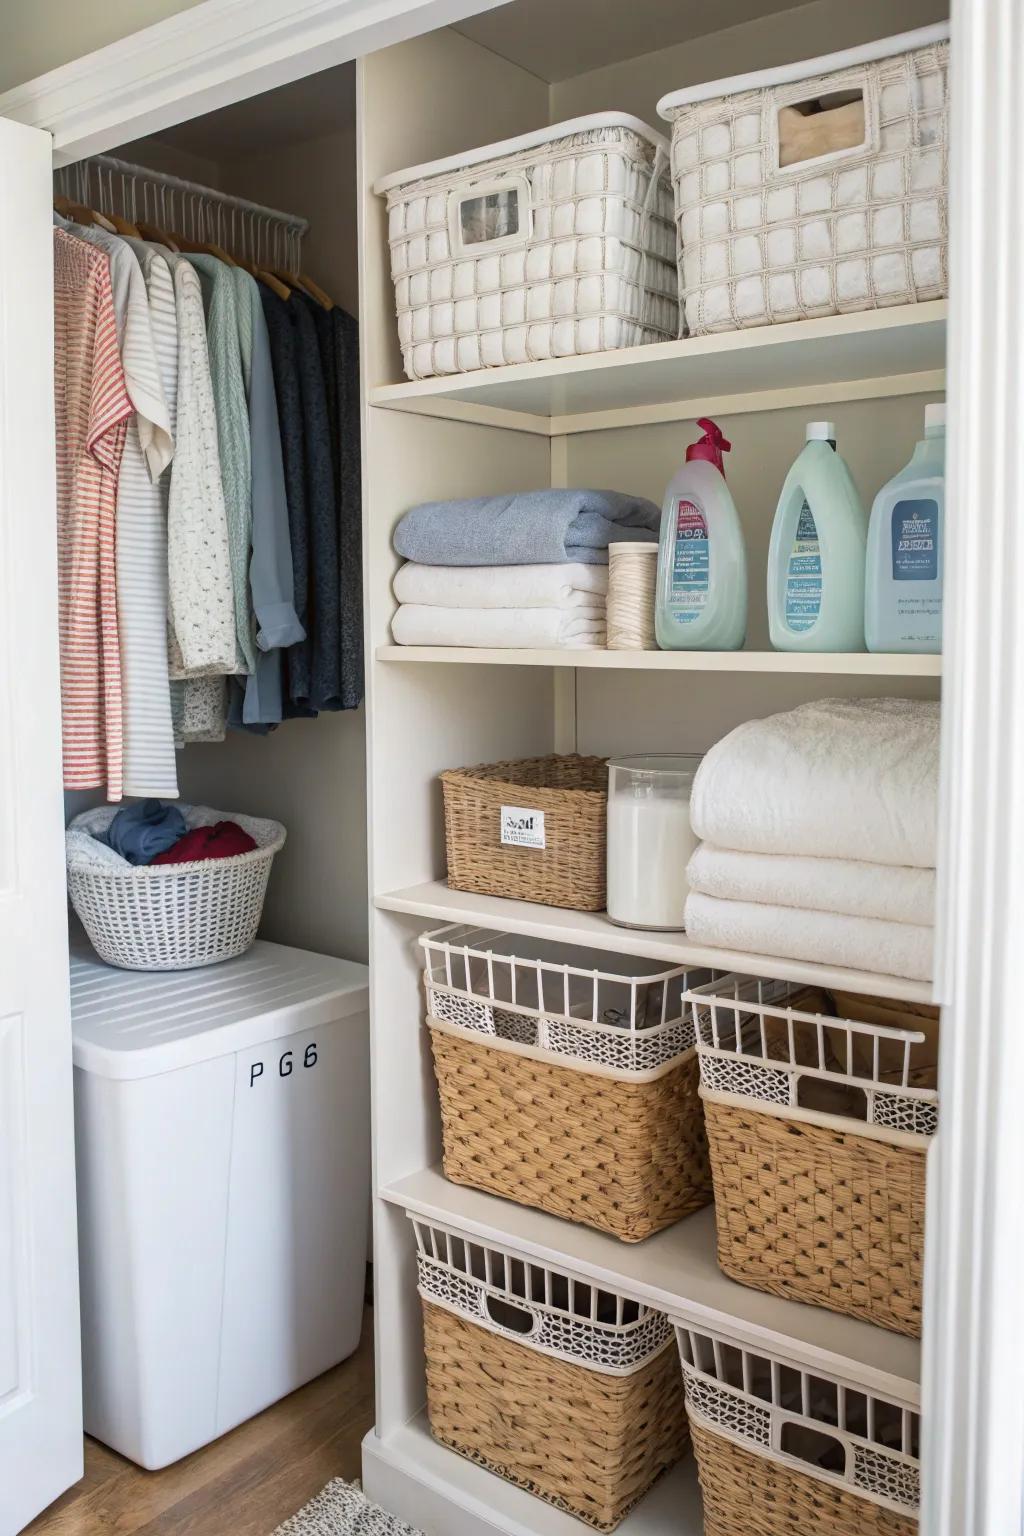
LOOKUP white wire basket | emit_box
[66,806,286,971]
[684,973,939,1138]
[375,113,679,380]
[675,1321,920,1527]
[421,923,715,1078]
[658,23,949,335]
[412,1213,672,1375]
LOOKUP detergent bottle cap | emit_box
[686,417,731,474]
[806,420,838,443]
[925,403,946,435]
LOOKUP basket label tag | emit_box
[500,805,546,850]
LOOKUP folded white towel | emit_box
[391,604,606,649]
[690,697,940,869]
[393,561,609,609]
[684,891,934,983]
[687,843,936,927]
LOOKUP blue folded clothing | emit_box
[102,799,188,866]
[392,489,661,567]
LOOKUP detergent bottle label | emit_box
[785,497,822,632]
[891,498,939,582]
[670,499,709,624]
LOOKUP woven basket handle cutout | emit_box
[776,1419,850,1479]
[769,69,879,176]
[483,1294,538,1337]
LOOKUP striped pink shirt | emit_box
[54,229,133,799]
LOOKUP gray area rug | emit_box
[273,1480,425,1536]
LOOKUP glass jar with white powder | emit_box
[606,755,702,930]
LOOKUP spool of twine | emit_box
[607,542,659,650]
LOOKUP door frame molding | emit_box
[922,1,1024,1533]
[0,0,510,163]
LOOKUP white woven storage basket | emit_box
[412,1213,672,1375]
[658,23,949,335]
[375,113,678,380]
[674,1320,920,1527]
[421,923,714,1077]
[66,805,285,971]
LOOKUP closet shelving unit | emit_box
[356,21,939,1535]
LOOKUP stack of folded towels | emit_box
[390,488,661,649]
[684,697,940,983]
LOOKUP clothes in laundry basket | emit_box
[103,799,187,865]
[151,821,257,864]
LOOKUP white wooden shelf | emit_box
[362,1416,704,1536]
[368,302,947,435]
[374,879,935,1004]
[376,645,942,676]
[381,1168,921,1403]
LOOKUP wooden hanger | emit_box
[53,193,98,226]
[267,266,334,310]
[136,221,180,252]
[235,255,291,302]
[108,211,142,238]
[172,232,238,266]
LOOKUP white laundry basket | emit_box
[375,113,678,379]
[658,23,949,335]
[66,805,285,971]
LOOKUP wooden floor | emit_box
[26,1309,375,1536]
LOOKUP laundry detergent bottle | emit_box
[767,421,867,652]
[865,403,946,653]
[655,418,747,651]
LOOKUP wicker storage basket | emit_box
[658,23,949,336]
[440,754,607,910]
[66,805,285,971]
[676,1321,919,1534]
[413,1214,688,1529]
[374,113,678,381]
[423,924,715,1240]
[685,975,938,1336]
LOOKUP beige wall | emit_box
[0,0,206,93]
[551,0,948,123]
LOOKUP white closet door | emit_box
[0,117,83,1532]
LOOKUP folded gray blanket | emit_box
[393,489,661,566]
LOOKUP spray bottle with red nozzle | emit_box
[655,417,748,650]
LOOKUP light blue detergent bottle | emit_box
[655,418,747,651]
[865,404,946,654]
[767,421,867,652]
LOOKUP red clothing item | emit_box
[151,821,257,865]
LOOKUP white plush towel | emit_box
[393,561,608,609]
[690,697,940,869]
[391,604,606,649]
[687,844,936,928]
[684,891,934,983]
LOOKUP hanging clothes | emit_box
[185,253,255,677]
[332,306,364,710]
[257,282,315,713]
[58,216,179,799]
[233,266,304,727]
[53,228,133,799]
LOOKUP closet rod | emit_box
[81,154,310,238]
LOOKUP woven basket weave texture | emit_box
[422,1301,688,1530]
[382,121,678,380]
[441,754,607,910]
[705,1098,926,1336]
[429,1024,711,1241]
[690,1419,917,1536]
[67,809,285,971]
[663,35,948,335]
